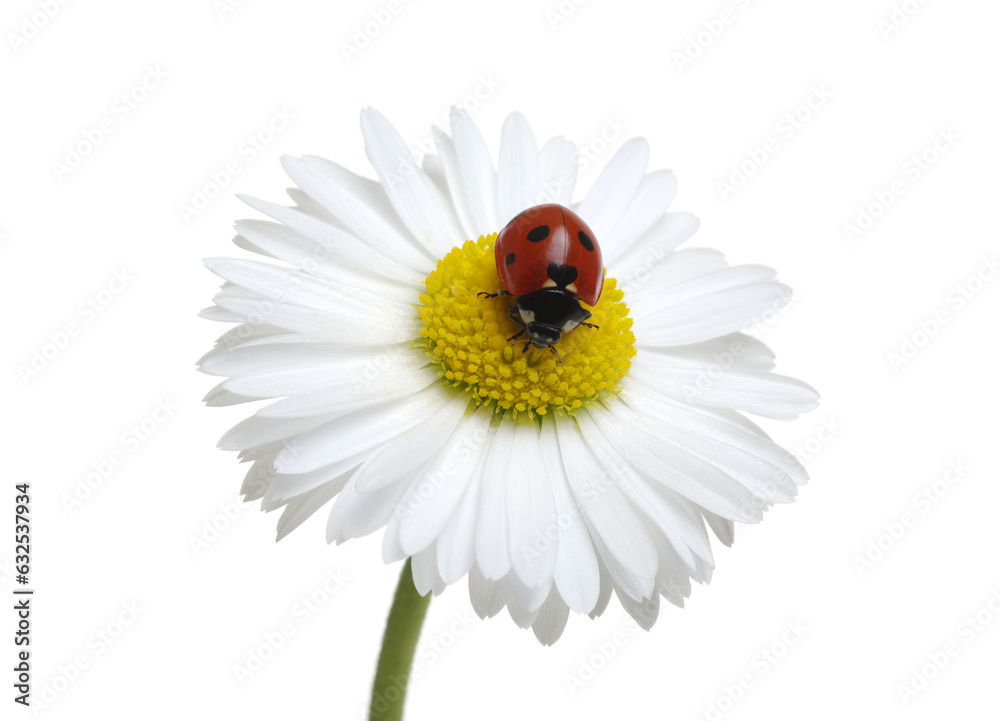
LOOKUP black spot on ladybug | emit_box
[578,230,595,252]
[547,263,578,289]
[505,252,516,265]
[527,225,550,243]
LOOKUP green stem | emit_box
[369,558,431,721]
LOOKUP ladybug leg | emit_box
[517,337,562,363]
[578,307,598,330]
[520,339,558,362]
[477,289,512,299]
[507,306,526,342]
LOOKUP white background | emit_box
[4,0,999,719]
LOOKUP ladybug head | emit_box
[524,322,562,349]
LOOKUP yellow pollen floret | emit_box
[417,234,635,421]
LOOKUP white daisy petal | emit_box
[630,353,820,420]
[202,334,352,376]
[213,296,420,345]
[275,474,349,541]
[576,137,649,242]
[197,323,289,365]
[285,186,339,225]
[234,217,424,293]
[230,354,428,404]
[507,598,542,629]
[475,422,513,580]
[254,369,436,419]
[360,107,461,257]
[351,401,468,493]
[537,136,577,205]
[431,126,477,240]
[496,112,540,224]
[388,498,422,560]
[411,543,447,597]
[712,407,776,439]
[231,230,273,258]
[617,585,659,631]
[200,305,243,322]
[508,573,553,615]
[219,413,339,452]
[531,590,571,646]
[631,262,777,310]
[701,509,735,547]
[264,455,361,507]
[238,192,433,278]
[555,415,657,602]
[204,257,417,320]
[506,422,558,590]
[436,470,483,584]
[588,565,615,619]
[624,245,718,293]
[278,155,427,263]
[593,400,763,523]
[237,441,288,464]
[631,279,793,347]
[577,412,711,574]
[327,472,410,544]
[612,212,702,285]
[214,277,264,296]
[448,107,499,234]
[624,376,810,483]
[228,349,433,411]
[539,423,601,615]
[602,170,677,262]
[202,381,258,407]
[240,457,273,501]
[670,495,719,583]
[273,388,447,475]
[468,565,509,619]
[633,333,776,372]
[421,152,468,243]
[653,531,695,607]
[397,409,492,555]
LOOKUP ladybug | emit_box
[479,203,605,356]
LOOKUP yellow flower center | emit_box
[417,234,635,420]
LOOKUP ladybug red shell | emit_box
[494,204,604,306]
[480,204,605,355]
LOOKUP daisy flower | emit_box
[200,108,818,649]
